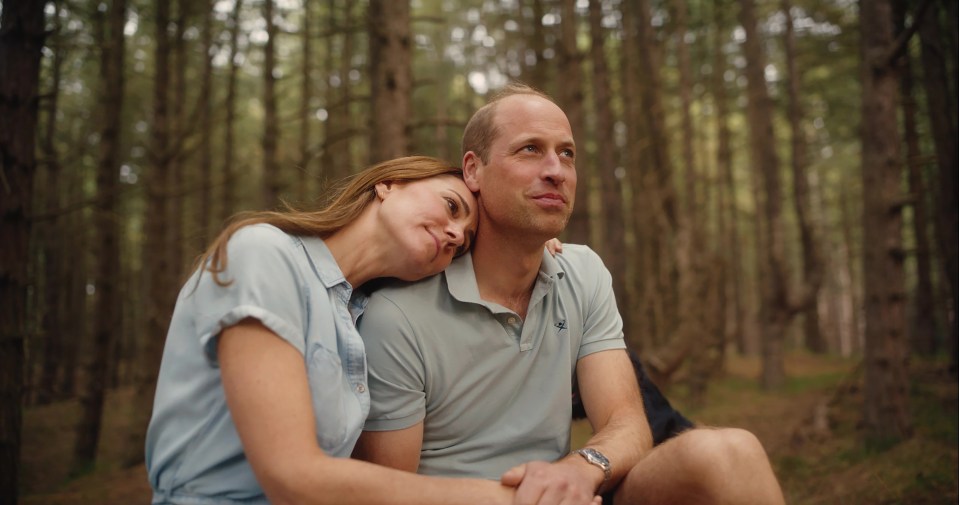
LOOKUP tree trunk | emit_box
[368,0,411,163]
[36,0,65,405]
[126,0,174,467]
[73,0,127,474]
[523,0,550,91]
[199,0,215,242]
[860,0,912,441]
[0,0,47,500]
[632,0,679,357]
[588,0,627,330]
[896,0,938,355]
[299,0,314,203]
[712,0,746,355]
[221,0,243,222]
[783,0,826,354]
[262,0,281,208]
[918,1,959,369]
[675,0,698,221]
[620,0,651,352]
[557,0,589,245]
[740,0,791,388]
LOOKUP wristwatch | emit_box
[572,447,611,482]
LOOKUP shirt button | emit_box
[508,317,518,324]
[356,384,366,393]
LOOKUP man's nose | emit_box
[542,152,568,185]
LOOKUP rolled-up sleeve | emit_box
[190,224,309,366]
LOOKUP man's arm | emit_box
[501,349,650,504]
[352,423,424,472]
[571,349,653,491]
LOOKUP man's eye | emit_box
[561,148,575,158]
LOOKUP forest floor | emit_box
[20,351,958,504]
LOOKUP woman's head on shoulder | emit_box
[365,158,478,280]
[198,156,478,287]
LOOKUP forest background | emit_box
[1,0,957,503]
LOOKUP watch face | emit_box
[583,448,609,467]
[577,448,611,480]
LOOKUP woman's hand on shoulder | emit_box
[545,238,563,256]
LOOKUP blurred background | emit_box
[1,0,956,503]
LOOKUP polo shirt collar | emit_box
[445,248,567,306]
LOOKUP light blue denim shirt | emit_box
[146,224,370,505]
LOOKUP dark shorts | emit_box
[601,489,615,505]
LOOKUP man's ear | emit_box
[462,152,482,192]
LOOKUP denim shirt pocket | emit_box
[305,342,363,455]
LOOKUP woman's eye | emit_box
[446,197,459,215]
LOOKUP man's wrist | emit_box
[571,447,612,487]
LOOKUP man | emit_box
[354,83,785,504]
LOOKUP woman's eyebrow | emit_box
[451,190,472,217]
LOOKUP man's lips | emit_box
[532,192,568,207]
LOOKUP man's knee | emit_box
[671,428,773,480]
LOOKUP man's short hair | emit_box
[461,82,557,163]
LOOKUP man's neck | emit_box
[470,225,547,319]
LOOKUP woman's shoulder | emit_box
[228,223,302,252]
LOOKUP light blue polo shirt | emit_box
[359,245,626,479]
[146,224,369,505]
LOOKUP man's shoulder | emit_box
[367,273,446,308]
[550,244,608,276]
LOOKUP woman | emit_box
[145,156,516,504]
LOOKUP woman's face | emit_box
[376,175,478,280]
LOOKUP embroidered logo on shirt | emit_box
[554,320,568,333]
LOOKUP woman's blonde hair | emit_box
[198,156,463,286]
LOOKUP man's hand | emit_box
[500,460,603,505]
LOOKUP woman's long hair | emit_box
[197,156,462,286]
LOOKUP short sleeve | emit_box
[191,224,309,365]
[357,292,427,431]
[576,248,627,359]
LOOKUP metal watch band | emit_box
[573,447,612,481]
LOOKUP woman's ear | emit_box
[374,181,393,200]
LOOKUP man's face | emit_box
[465,94,577,239]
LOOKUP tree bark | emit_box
[198,0,215,242]
[895,0,938,355]
[0,0,47,500]
[588,0,627,331]
[712,0,746,355]
[262,0,281,208]
[36,0,66,405]
[918,1,958,369]
[299,0,314,202]
[126,0,175,466]
[557,0,589,245]
[368,0,411,163]
[221,0,243,222]
[860,0,912,441]
[740,0,791,388]
[73,0,127,474]
[523,0,550,91]
[783,0,826,354]
[620,0,652,352]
